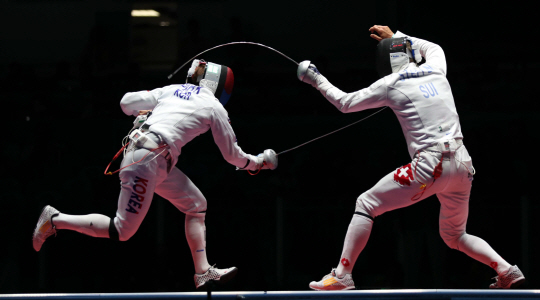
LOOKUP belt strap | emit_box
[146,133,170,160]
[129,130,170,160]
[146,133,171,160]
[425,138,463,153]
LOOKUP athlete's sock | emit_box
[335,214,374,278]
[53,213,110,238]
[185,214,211,274]
[457,233,512,275]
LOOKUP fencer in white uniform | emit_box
[32,59,277,290]
[300,25,524,290]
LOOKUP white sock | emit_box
[335,214,373,278]
[457,233,512,275]
[185,215,211,274]
[53,213,110,238]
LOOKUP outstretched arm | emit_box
[297,63,388,113]
[209,105,271,171]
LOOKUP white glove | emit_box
[257,149,278,170]
[297,60,327,88]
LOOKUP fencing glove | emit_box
[297,60,327,88]
[258,149,278,170]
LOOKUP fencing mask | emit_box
[187,59,234,106]
[376,37,422,78]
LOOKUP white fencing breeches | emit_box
[112,148,207,241]
[356,141,474,247]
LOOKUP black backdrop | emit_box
[1,0,537,293]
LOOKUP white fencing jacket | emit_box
[315,31,463,159]
[120,84,261,171]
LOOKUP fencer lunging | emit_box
[32,59,278,290]
[299,25,525,290]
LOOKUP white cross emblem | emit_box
[398,167,409,178]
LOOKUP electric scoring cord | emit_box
[242,107,388,176]
[122,132,131,157]
[168,41,298,80]
[276,107,388,156]
[104,144,168,176]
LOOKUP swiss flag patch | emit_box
[393,164,414,186]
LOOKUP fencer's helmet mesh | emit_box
[376,37,409,77]
[187,59,234,106]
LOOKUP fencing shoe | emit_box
[194,265,238,290]
[489,265,525,289]
[309,268,355,291]
[32,205,60,252]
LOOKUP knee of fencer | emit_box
[355,193,377,217]
[117,229,136,242]
[185,210,206,219]
[440,230,465,250]
[109,218,120,241]
[110,219,137,242]
[355,196,375,220]
[185,211,206,222]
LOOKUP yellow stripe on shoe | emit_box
[323,277,338,287]
[39,221,51,233]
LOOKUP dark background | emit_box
[1,0,537,294]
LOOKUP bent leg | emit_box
[155,166,207,216]
[156,166,210,273]
[335,154,441,277]
[111,148,167,241]
[438,187,511,275]
[49,149,167,242]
